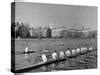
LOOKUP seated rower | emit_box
[60,42,64,46]
[76,48,81,53]
[25,46,29,53]
[84,47,88,52]
[52,50,58,60]
[72,49,76,55]
[65,48,71,56]
[42,49,48,53]
[89,47,93,51]
[41,53,47,63]
[59,51,64,58]
[81,47,85,53]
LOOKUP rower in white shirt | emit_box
[76,48,81,53]
[41,52,47,63]
[51,50,58,68]
[59,51,64,58]
[60,42,64,46]
[25,46,29,53]
[41,49,48,63]
[81,47,85,53]
[89,47,93,51]
[72,49,76,55]
[52,50,58,60]
[42,49,48,53]
[65,48,71,57]
[84,47,88,52]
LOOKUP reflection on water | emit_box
[41,66,46,71]
[24,53,28,59]
[28,61,68,72]
[16,52,38,69]
[24,53,32,63]
[24,53,37,64]
[39,63,59,72]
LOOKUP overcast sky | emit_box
[15,2,97,30]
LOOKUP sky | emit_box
[14,2,97,30]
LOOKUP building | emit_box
[49,22,65,38]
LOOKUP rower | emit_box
[76,48,81,54]
[56,42,64,46]
[59,51,64,58]
[65,48,71,56]
[84,47,88,52]
[25,46,29,53]
[51,50,58,68]
[41,52,47,63]
[81,47,85,53]
[42,49,48,53]
[52,50,58,60]
[82,47,87,53]
[72,49,76,55]
[89,47,93,51]
[60,42,64,46]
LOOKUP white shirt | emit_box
[42,54,47,63]
[60,42,64,46]
[25,47,28,53]
[89,47,93,51]
[52,52,57,60]
[42,49,48,53]
[59,51,64,58]
[81,47,85,52]
[65,50,71,56]
[84,47,87,51]
[72,49,76,55]
[76,48,80,53]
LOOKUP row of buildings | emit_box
[28,23,97,38]
[13,22,97,38]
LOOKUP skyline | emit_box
[14,2,97,30]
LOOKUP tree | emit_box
[46,28,52,38]
[88,31,97,38]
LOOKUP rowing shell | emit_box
[14,49,95,73]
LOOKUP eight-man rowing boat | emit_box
[15,49,95,73]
